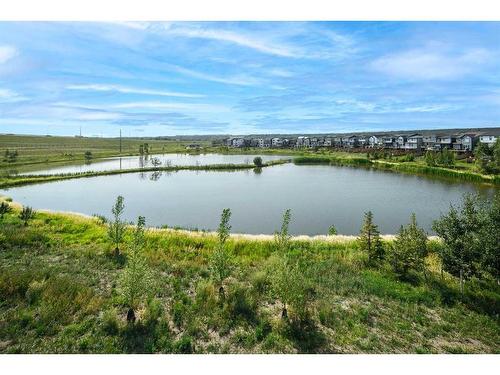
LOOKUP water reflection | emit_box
[19,153,289,175]
[6,163,496,235]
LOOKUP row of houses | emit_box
[225,129,500,152]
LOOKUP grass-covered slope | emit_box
[0,205,498,354]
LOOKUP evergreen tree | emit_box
[210,208,233,298]
[19,206,35,226]
[108,195,126,256]
[358,211,384,264]
[119,216,153,322]
[389,213,428,278]
[433,194,482,295]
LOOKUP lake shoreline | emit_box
[0,195,441,240]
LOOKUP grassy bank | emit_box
[293,155,499,185]
[0,202,498,354]
[0,160,290,189]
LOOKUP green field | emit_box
[0,197,498,354]
[0,134,208,171]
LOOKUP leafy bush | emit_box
[253,156,263,167]
[0,201,12,220]
[173,335,194,353]
[101,308,120,335]
[225,283,257,322]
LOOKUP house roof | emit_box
[478,128,500,136]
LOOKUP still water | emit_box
[3,163,495,235]
[19,154,288,175]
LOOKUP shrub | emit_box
[172,300,188,328]
[173,335,194,353]
[255,319,272,341]
[101,308,120,335]
[84,151,93,161]
[19,206,35,226]
[0,201,12,220]
[225,283,257,322]
[250,270,269,295]
[269,256,313,320]
[328,225,338,236]
[253,156,263,167]
[144,298,164,325]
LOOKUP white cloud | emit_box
[170,64,263,86]
[268,68,294,78]
[111,101,230,113]
[0,45,17,64]
[115,22,356,61]
[0,88,27,103]
[371,47,491,80]
[160,24,297,58]
[66,84,204,98]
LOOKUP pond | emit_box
[18,153,288,175]
[3,163,496,235]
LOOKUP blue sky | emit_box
[0,21,499,136]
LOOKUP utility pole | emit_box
[119,128,122,154]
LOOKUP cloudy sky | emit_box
[0,21,499,136]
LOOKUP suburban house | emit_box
[405,134,423,150]
[396,135,407,149]
[382,136,396,148]
[295,136,309,147]
[226,137,245,148]
[341,135,358,148]
[368,135,383,148]
[271,137,283,148]
[479,130,499,147]
[224,128,497,151]
[423,134,438,150]
[358,135,368,147]
[436,135,456,150]
[458,134,477,151]
[333,136,343,147]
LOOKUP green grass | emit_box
[293,154,499,185]
[0,204,498,354]
[0,134,210,171]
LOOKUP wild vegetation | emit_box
[475,139,500,174]
[0,193,498,354]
